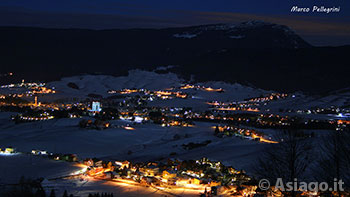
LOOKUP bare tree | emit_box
[314,130,350,193]
[254,129,313,196]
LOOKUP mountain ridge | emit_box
[0,21,348,94]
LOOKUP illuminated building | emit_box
[34,96,38,106]
[0,147,16,154]
[90,101,102,112]
[31,149,47,155]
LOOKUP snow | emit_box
[146,81,267,111]
[0,154,80,184]
[0,113,269,172]
[197,81,267,101]
[230,35,245,39]
[45,177,201,197]
[0,68,345,195]
[44,70,269,106]
[0,110,280,195]
[173,33,197,39]
[47,70,184,98]
[261,91,350,114]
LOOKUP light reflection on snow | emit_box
[0,152,20,156]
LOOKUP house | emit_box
[84,159,94,167]
[4,147,15,154]
[167,177,177,185]
[162,170,177,179]
[94,120,110,130]
[115,160,130,169]
[141,177,154,185]
[139,164,159,177]
[87,167,105,176]
[95,160,103,167]
[104,171,114,179]
[62,154,78,162]
[106,161,115,171]
[31,150,47,155]
[51,154,61,160]
[209,180,221,187]
[144,176,161,186]
[176,176,201,186]
[191,178,201,185]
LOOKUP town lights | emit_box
[124,126,135,130]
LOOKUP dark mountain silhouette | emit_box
[0,21,348,93]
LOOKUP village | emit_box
[212,125,278,144]
[3,144,348,196]
[1,146,258,196]
[0,80,348,134]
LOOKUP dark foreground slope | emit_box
[0,21,348,93]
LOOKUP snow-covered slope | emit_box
[264,91,350,112]
[48,70,184,98]
[0,154,80,184]
[47,70,268,102]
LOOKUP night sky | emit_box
[0,0,349,46]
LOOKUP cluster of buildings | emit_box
[29,86,56,94]
[213,125,278,144]
[108,88,189,101]
[79,119,110,130]
[83,157,256,196]
[31,149,48,155]
[108,84,226,105]
[1,78,349,133]
[30,148,78,162]
[188,110,292,127]
[117,105,194,128]
[246,93,288,103]
[208,93,289,113]
[5,99,99,123]
[0,80,55,96]
[0,147,16,155]
[255,114,291,127]
[115,105,296,131]
[4,145,347,197]
[153,90,188,99]
[0,80,45,89]
[180,84,224,92]
[214,106,260,112]
[161,120,194,127]
[13,112,54,122]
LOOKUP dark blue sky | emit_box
[1,0,349,16]
[0,0,349,45]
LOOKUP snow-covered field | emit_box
[0,112,271,196]
[0,114,266,171]
[0,153,80,184]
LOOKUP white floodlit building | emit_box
[90,101,102,112]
